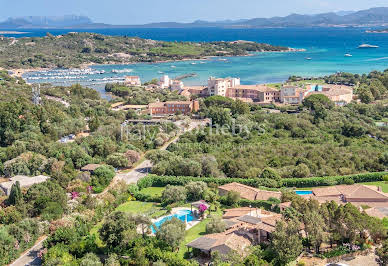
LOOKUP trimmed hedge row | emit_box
[134,192,161,203]
[137,172,387,190]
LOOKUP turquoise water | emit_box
[295,190,313,195]
[151,209,193,234]
[20,27,388,97]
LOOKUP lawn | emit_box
[140,187,165,197]
[115,200,167,217]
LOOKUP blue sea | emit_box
[10,27,388,96]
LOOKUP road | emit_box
[10,236,47,266]
[116,119,208,184]
[116,159,153,184]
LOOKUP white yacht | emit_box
[358,44,379,48]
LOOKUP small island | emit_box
[0,32,295,70]
[366,29,388,33]
[0,31,28,34]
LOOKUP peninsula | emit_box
[0,32,292,69]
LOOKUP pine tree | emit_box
[8,181,23,205]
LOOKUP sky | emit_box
[1,0,388,24]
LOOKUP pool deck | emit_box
[149,207,200,235]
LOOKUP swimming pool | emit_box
[151,209,194,233]
[295,190,313,195]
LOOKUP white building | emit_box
[171,80,184,91]
[279,85,307,104]
[207,77,240,96]
[158,75,170,89]
[125,76,141,86]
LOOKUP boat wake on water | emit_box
[111,68,134,73]
[365,57,388,62]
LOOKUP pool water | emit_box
[151,209,194,233]
[295,190,313,195]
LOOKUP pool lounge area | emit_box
[151,208,196,234]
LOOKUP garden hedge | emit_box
[137,172,387,190]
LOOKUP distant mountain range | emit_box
[0,15,92,28]
[1,7,388,29]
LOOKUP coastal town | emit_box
[110,74,354,116]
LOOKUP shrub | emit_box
[185,181,208,201]
[124,150,141,164]
[91,165,115,190]
[225,191,240,206]
[161,185,186,205]
[41,202,64,221]
[206,216,226,234]
[155,217,185,249]
[106,153,129,168]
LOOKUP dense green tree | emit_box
[225,191,240,206]
[185,181,208,201]
[231,99,250,115]
[161,185,186,205]
[358,85,374,103]
[303,94,334,121]
[156,217,186,250]
[79,252,103,266]
[260,167,281,181]
[207,107,232,127]
[106,153,129,168]
[303,209,327,253]
[8,181,23,205]
[271,219,303,266]
[99,211,135,249]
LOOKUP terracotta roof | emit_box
[186,85,207,90]
[232,85,277,92]
[312,184,388,200]
[186,232,251,255]
[260,214,282,227]
[237,215,262,225]
[110,102,125,108]
[312,186,343,197]
[118,105,148,110]
[365,207,388,219]
[80,164,101,172]
[307,89,352,97]
[218,182,281,201]
[345,185,388,201]
[321,84,353,91]
[256,222,276,233]
[223,207,252,219]
[149,101,193,108]
[231,97,254,103]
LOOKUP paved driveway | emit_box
[10,237,47,266]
